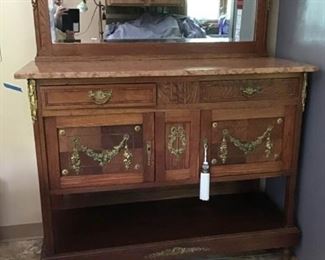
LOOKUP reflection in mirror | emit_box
[49,0,257,43]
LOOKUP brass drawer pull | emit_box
[240,85,262,97]
[88,90,112,105]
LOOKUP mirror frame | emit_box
[32,0,269,60]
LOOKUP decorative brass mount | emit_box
[240,84,262,97]
[219,126,274,164]
[31,0,37,10]
[167,126,187,159]
[302,73,308,112]
[27,79,37,123]
[69,134,132,175]
[88,90,112,105]
[146,247,210,259]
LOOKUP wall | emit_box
[0,0,41,226]
[275,0,325,259]
[0,0,103,229]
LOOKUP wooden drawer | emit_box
[40,83,156,110]
[200,78,300,103]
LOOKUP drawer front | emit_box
[45,113,154,190]
[200,78,300,103]
[201,107,296,179]
[41,83,156,110]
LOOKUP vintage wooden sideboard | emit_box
[15,0,318,258]
[15,57,316,259]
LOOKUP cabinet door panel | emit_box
[156,111,200,182]
[201,106,296,179]
[45,113,154,190]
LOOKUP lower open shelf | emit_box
[51,192,298,257]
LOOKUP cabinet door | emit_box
[45,113,154,190]
[201,106,296,180]
[155,111,200,183]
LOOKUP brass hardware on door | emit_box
[146,142,152,166]
[277,118,283,125]
[211,159,217,165]
[134,164,141,170]
[58,129,66,136]
[88,90,112,105]
[61,169,69,176]
[240,85,262,97]
[134,125,141,132]
[212,122,218,128]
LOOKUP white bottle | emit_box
[200,139,210,201]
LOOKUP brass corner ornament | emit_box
[302,73,308,112]
[27,79,37,123]
[146,247,210,259]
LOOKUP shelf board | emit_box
[52,192,289,254]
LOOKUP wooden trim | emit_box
[34,113,55,254]
[56,114,143,128]
[41,228,299,259]
[34,0,269,58]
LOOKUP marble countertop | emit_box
[14,57,317,79]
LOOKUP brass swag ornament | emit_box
[70,134,133,175]
[219,126,274,164]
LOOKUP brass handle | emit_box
[240,85,262,97]
[88,90,112,105]
[146,141,152,167]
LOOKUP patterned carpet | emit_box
[0,239,283,260]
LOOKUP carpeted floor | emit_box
[0,239,284,260]
[0,239,42,260]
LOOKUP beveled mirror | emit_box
[32,0,268,59]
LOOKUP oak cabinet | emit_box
[16,0,316,257]
[16,59,316,259]
[40,75,302,193]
